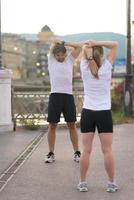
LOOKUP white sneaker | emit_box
[45,152,55,163]
[77,182,88,192]
[74,151,81,162]
[106,181,119,193]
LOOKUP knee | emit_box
[48,123,57,130]
[101,146,112,155]
[83,147,92,155]
[67,122,76,130]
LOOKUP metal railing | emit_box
[11,86,84,130]
[11,77,134,131]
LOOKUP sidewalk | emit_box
[0,124,134,200]
[0,127,41,174]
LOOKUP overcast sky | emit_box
[1,0,134,35]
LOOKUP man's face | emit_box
[54,52,66,62]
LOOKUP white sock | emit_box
[108,180,117,185]
[79,181,87,184]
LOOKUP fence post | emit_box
[0,69,13,132]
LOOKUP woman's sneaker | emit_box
[77,182,88,192]
[45,152,55,163]
[74,151,81,162]
[106,181,119,193]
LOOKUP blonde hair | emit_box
[89,46,104,79]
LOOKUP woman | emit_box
[77,40,119,192]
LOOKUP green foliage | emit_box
[76,121,80,128]
[112,111,126,124]
[19,119,41,130]
[111,89,124,112]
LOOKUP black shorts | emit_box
[80,108,113,133]
[47,93,76,123]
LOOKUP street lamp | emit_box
[0,0,4,69]
[132,20,134,69]
[124,0,133,116]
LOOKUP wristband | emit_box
[87,56,94,61]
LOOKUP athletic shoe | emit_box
[77,182,88,192]
[106,181,119,193]
[74,151,81,162]
[45,152,55,163]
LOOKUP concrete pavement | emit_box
[0,127,41,174]
[0,124,134,200]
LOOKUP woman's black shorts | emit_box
[80,108,113,133]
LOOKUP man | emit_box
[45,39,81,163]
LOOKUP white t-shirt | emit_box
[80,59,112,110]
[48,53,75,94]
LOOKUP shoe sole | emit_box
[77,188,88,192]
[74,159,80,163]
[107,188,118,193]
[45,160,55,163]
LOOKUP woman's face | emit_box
[54,52,66,62]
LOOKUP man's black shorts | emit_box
[47,93,76,123]
[80,108,113,133]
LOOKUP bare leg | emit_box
[67,122,79,151]
[80,133,94,182]
[47,123,57,152]
[99,133,115,182]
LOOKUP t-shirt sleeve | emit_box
[67,52,75,64]
[80,60,88,68]
[105,59,113,69]
[48,54,55,70]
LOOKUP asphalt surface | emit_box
[0,124,134,200]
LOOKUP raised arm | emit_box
[49,38,62,54]
[49,39,81,59]
[63,41,81,59]
[84,40,118,65]
[82,44,95,60]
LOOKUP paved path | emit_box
[0,124,134,200]
[0,127,40,174]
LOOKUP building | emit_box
[2,33,38,80]
[25,41,37,79]
[37,25,54,42]
[2,33,27,79]
[1,25,83,82]
[36,25,55,77]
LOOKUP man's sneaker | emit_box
[74,151,81,162]
[45,152,55,163]
[106,181,119,193]
[77,182,88,192]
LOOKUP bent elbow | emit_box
[114,42,119,48]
